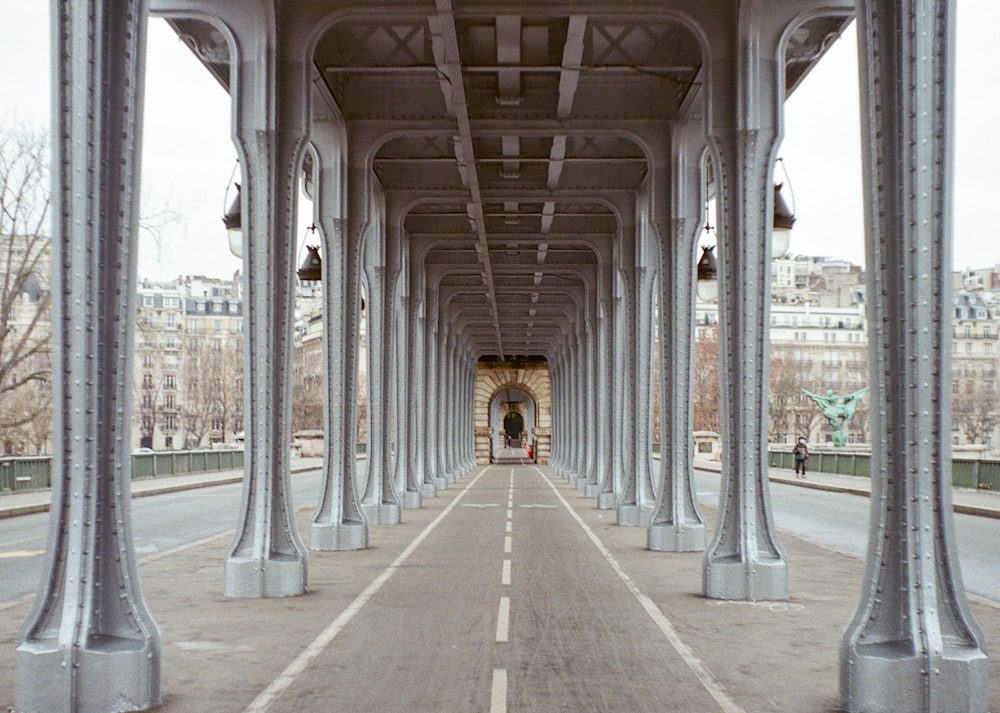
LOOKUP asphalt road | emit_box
[2,468,999,607]
[693,469,1000,605]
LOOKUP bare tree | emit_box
[133,315,166,449]
[180,330,243,447]
[953,379,997,445]
[693,326,721,433]
[292,373,323,433]
[0,120,52,454]
[768,348,814,443]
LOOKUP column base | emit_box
[17,635,160,713]
[616,504,653,526]
[310,520,368,552]
[434,476,448,489]
[403,490,423,509]
[647,522,706,552]
[596,491,616,510]
[224,553,308,598]
[703,554,787,601]
[841,641,988,713]
[420,482,438,498]
[575,478,593,492]
[363,502,401,525]
[584,483,601,498]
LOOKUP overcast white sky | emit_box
[1,3,998,279]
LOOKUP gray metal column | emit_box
[595,288,617,509]
[582,312,601,497]
[648,123,706,553]
[361,260,402,524]
[549,349,564,473]
[15,2,160,710]
[398,294,423,508]
[616,254,643,525]
[310,120,368,551]
[840,1,988,710]
[423,288,446,489]
[225,24,309,595]
[701,15,787,600]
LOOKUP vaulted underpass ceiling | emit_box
[168,7,851,362]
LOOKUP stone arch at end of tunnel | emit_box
[474,360,552,464]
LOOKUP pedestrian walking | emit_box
[793,437,809,477]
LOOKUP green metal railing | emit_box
[0,449,245,494]
[768,449,1000,490]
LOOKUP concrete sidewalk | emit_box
[692,458,1000,520]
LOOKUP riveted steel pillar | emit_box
[361,261,402,524]
[309,121,369,552]
[575,318,596,491]
[15,3,160,710]
[397,294,423,508]
[225,24,309,595]
[609,288,626,498]
[423,288,447,489]
[549,349,564,473]
[648,123,706,553]
[568,326,587,484]
[582,312,601,497]
[702,11,787,597]
[595,289,616,509]
[617,251,646,525]
[840,1,988,710]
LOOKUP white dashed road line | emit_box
[534,466,747,713]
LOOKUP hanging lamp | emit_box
[297,224,322,281]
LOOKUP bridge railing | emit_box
[767,449,1000,490]
[0,449,245,494]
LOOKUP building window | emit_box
[163,415,176,432]
[142,295,154,307]
[164,374,177,390]
[142,373,153,388]
[166,313,179,329]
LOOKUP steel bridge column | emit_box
[15,2,161,709]
[595,261,616,508]
[701,9,787,600]
[624,263,656,522]
[616,253,644,525]
[361,261,402,524]
[310,121,369,551]
[568,326,587,484]
[549,350,564,473]
[582,314,601,496]
[840,1,988,709]
[608,290,628,496]
[225,22,311,589]
[648,122,706,552]
[423,288,446,489]
[397,293,422,508]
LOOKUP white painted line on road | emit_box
[507,508,513,520]
[495,596,510,642]
[505,520,512,533]
[535,467,747,713]
[504,535,512,553]
[502,559,511,585]
[242,467,491,713]
[491,669,508,713]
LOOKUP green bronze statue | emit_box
[802,387,867,447]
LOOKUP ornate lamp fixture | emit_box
[695,243,719,303]
[772,181,796,259]
[296,224,322,281]
[222,182,242,259]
